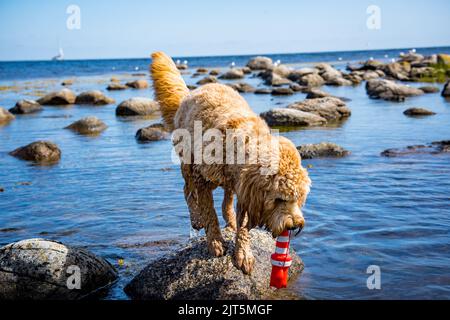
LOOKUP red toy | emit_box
[270,230,292,289]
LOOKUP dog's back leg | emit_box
[222,187,237,232]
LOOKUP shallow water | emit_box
[1,48,450,299]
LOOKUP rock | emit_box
[75,90,115,105]
[399,52,424,63]
[107,83,127,90]
[288,97,351,121]
[362,70,383,80]
[254,88,272,94]
[110,76,120,83]
[315,63,342,80]
[187,85,198,90]
[227,82,256,93]
[0,107,16,123]
[126,79,149,89]
[419,86,440,94]
[260,108,327,127]
[116,97,159,116]
[344,72,363,85]
[289,83,308,92]
[263,72,291,86]
[176,64,188,70]
[218,69,244,80]
[297,73,325,87]
[437,54,450,66]
[366,79,424,102]
[288,68,318,82]
[271,87,294,95]
[196,68,208,74]
[196,76,217,85]
[37,89,76,105]
[383,62,411,81]
[9,100,43,114]
[381,141,450,157]
[65,116,108,135]
[403,107,436,116]
[246,56,273,70]
[124,229,303,300]
[305,88,350,101]
[9,141,61,163]
[0,238,117,300]
[136,123,170,142]
[326,76,353,86]
[61,79,74,86]
[442,81,450,97]
[297,142,350,159]
[209,69,220,76]
[241,66,252,74]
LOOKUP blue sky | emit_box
[0,0,449,61]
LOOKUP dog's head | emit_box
[237,136,311,237]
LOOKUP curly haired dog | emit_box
[150,52,311,274]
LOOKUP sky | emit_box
[0,0,449,61]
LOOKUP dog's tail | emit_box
[150,51,189,131]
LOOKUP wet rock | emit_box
[75,90,115,105]
[0,107,15,123]
[218,69,244,80]
[403,107,436,116]
[254,88,272,94]
[126,79,149,89]
[288,97,351,121]
[381,141,450,157]
[9,141,61,163]
[297,73,325,87]
[442,81,450,97]
[37,89,76,105]
[136,123,170,142]
[9,100,42,114]
[196,76,217,85]
[271,87,294,95]
[227,82,256,93]
[246,56,273,70]
[0,238,117,300]
[209,69,220,76]
[116,98,159,116]
[366,79,424,102]
[65,116,107,135]
[305,89,350,101]
[107,83,127,90]
[419,86,440,94]
[124,229,303,300]
[260,108,327,127]
[297,142,350,159]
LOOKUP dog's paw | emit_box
[224,223,237,233]
[234,248,255,275]
[208,238,225,257]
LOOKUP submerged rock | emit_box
[9,99,42,114]
[124,229,303,300]
[0,107,15,123]
[260,108,327,127]
[65,116,107,135]
[75,90,115,105]
[0,238,117,300]
[381,141,450,157]
[288,97,351,121]
[37,89,76,105]
[126,79,149,89]
[9,141,61,163]
[246,56,273,70]
[297,142,350,159]
[116,98,159,116]
[136,123,170,142]
[419,86,440,94]
[403,107,436,116]
[366,79,424,102]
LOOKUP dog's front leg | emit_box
[234,210,255,274]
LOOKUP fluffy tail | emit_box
[150,51,189,130]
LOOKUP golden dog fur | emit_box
[151,52,311,274]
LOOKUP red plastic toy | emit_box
[270,230,292,289]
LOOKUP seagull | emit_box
[400,52,405,56]
[230,61,235,68]
[384,54,389,58]
[183,60,188,65]
[411,48,416,53]
[176,59,181,65]
[369,57,374,61]
[338,57,343,61]
[135,66,139,71]
[391,58,396,63]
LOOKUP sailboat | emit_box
[52,47,64,61]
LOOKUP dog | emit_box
[150,52,311,274]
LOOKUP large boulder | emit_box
[124,229,303,300]
[442,81,450,97]
[260,108,327,127]
[288,97,351,121]
[246,56,273,70]
[136,123,170,142]
[297,142,350,159]
[9,100,42,114]
[75,90,115,105]
[403,107,436,116]
[0,107,15,123]
[0,238,117,300]
[366,79,424,102]
[116,98,159,116]
[315,63,351,86]
[9,141,61,163]
[65,116,107,135]
[219,69,245,80]
[126,79,149,89]
[37,89,76,105]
